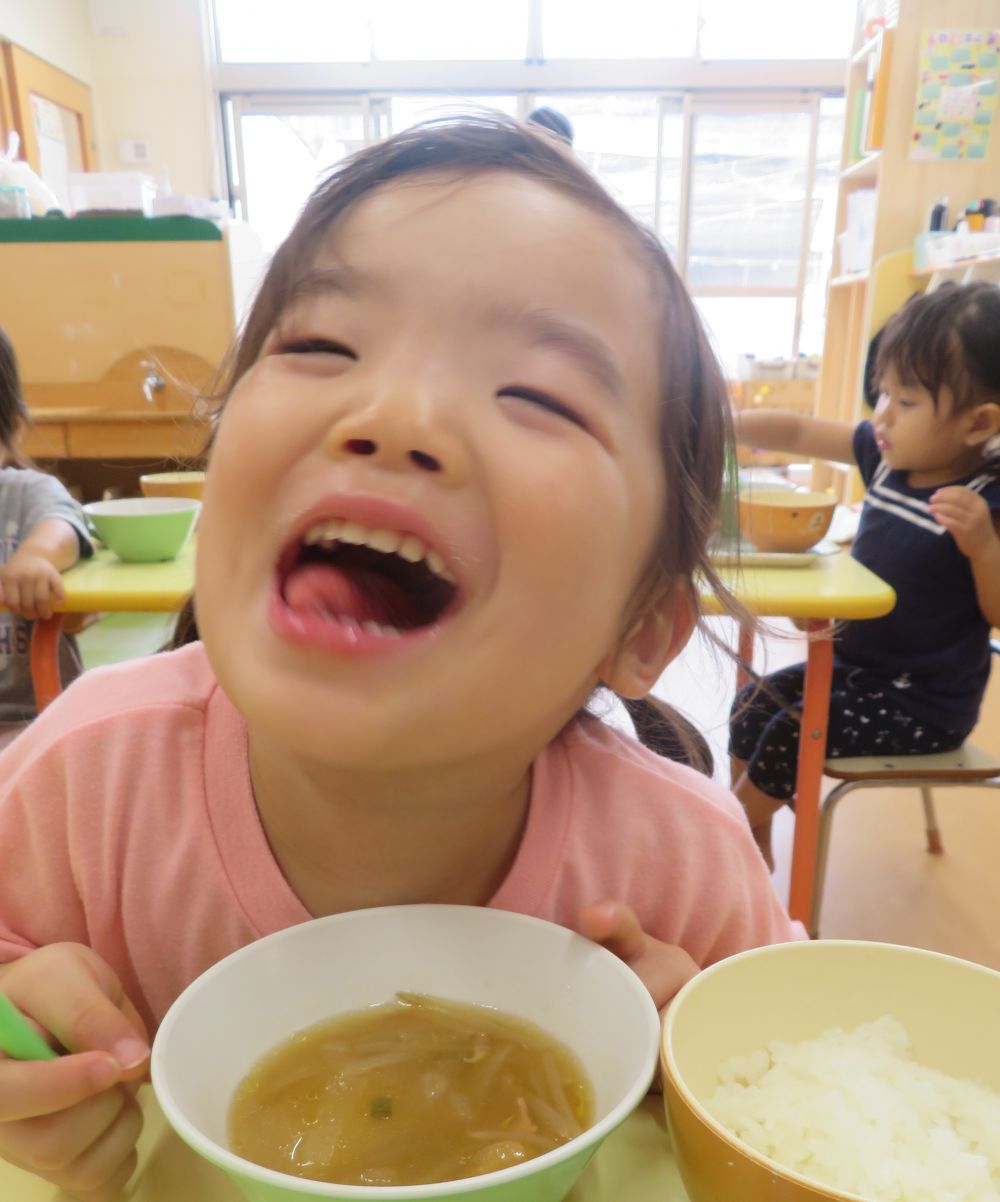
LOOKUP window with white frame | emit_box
[212,0,855,370]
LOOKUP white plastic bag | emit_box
[0,132,62,216]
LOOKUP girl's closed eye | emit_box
[498,385,588,431]
[278,337,357,360]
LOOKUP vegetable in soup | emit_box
[228,992,594,1186]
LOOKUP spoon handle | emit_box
[0,991,57,1060]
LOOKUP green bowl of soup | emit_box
[83,497,200,562]
[151,905,660,1202]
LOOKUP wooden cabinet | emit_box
[814,0,1000,502]
[0,218,264,481]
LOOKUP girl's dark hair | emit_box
[173,114,752,775]
[875,281,1000,417]
[0,327,29,464]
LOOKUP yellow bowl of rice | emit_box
[661,940,1000,1202]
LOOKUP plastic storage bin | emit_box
[0,184,30,219]
[68,171,156,216]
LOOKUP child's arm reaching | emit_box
[0,944,149,1202]
[733,409,857,466]
[929,487,1000,627]
[0,517,82,621]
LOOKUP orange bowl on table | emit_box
[738,488,835,553]
[140,471,206,501]
[661,940,1000,1202]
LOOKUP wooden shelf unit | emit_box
[814,0,1000,503]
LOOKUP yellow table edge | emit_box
[701,552,896,621]
[52,542,194,614]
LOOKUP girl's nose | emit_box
[323,395,470,486]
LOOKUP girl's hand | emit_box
[0,549,66,621]
[929,486,996,559]
[0,943,150,1201]
[578,900,698,1010]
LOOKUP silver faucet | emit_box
[140,360,166,404]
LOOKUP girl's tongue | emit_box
[283,562,414,628]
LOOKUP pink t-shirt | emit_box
[0,644,799,1035]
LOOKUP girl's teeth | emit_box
[300,520,454,584]
[361,619,402,638]
[367,528,402,554]
[338,521,367,546]
[397,535,426,563]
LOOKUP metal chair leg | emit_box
[809,779,861,939]
[921,788,944,855]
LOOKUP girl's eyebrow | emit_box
[488,305,625,402]
[287,264,374,304]
[284,270,624,401]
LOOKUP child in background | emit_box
[731,282,1000,868]
[0,328,91,751]
[0,117,799,1200]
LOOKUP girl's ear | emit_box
[596,590,696,700]
[964,402,1000,449]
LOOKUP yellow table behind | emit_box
[0,1093,688,1201]
[703,550,895,621]
[57,543,196,614]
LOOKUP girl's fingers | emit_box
[67,1147,139,1202]
[3,578,19,614]
[3,945,150,1073]
[3,1087,126,1173]
[51,1092,143,1199]
[0,1054,122,1123]
[578,900,698,1009]
[578,900,645,963]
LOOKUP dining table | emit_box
[25,541,196,712]
[20,543,894,928]
[0,1091,689,1201]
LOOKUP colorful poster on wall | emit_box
[909,28,999,160]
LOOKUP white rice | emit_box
[706,1016,1000,1202]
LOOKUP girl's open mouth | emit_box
[270,517,460,652]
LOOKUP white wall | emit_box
[0,0,220,199]
[87,0,221,198]
[0,0,95,83]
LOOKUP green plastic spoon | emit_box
[0,991,57,1060]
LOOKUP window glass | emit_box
[370,1,529,61]
[688,109,812,290]
[699,0,856,60]
[536,95,665,235]
[695,296,798,377]
[541,0,698,58]
[388,95,518,134]
[799,98,846,355]
[215,0,528,63]
[239,110,366,251]
[656,107,684,260]
[215,0,370,63]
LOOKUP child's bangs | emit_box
[876,310,969,411]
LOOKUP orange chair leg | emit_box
[30,616,65,712]
[787,622,834,927]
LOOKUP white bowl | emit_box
[152,905,660,1202]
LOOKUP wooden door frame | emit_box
[1,41,95,173]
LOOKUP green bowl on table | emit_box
[151,905,661,1202]
[83,498,200,563]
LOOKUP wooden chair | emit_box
[809,640,1000,938]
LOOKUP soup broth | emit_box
[228,992,595,1186]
